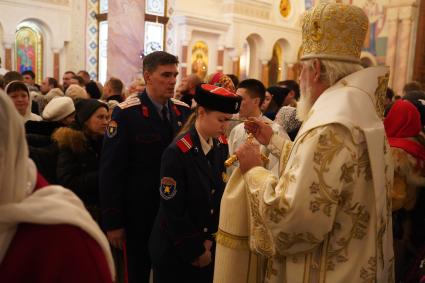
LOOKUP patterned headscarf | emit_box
[207,72,236,93]
[275,106,302,133]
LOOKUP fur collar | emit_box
[52,127,87,153]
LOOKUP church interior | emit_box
[1,0,424,94]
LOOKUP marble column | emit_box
[217,47,224,73]
[53,49,60,81]
[4,43,12,71]
[232,56,240,78]
[180,43,188,78]
[286,63,296,80]
[385,8,399,88]
[107,0,145,86]
[394,15,413,95]
[261,60,269,87]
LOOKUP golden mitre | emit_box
[301,0,369,63]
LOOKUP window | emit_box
[96,0,168,83]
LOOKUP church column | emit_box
[180,42,189,78]
[53,49,60,81]
[385,7,399,88]
[232,56,240,78]
[4,45,12,71]
[217,46,224,73]
[261,59,269,87]
[107,0,145,86]
[393,3,413,94]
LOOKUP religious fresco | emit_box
[191,41,208,80]
[348,0,389,64]
[15,26,43,84]
[304,0,319,10]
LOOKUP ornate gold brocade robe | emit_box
[242,67,395,283]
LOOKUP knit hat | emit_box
[267,86,291,107]
[45,88,64,103]
[195,84,242,114]
[42,96,75,122]
[75,99,108,126]
[65,84,89,101]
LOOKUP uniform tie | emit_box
[161,106,173,142]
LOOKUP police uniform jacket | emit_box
[149,125,229,270]
[99,91,190,232]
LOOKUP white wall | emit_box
[171,0,303,81]
[0,0,85,80]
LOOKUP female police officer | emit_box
[149,84,241,283]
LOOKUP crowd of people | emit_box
[0,2,425,283]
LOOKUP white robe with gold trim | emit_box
[219,67,394,283]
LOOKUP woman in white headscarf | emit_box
[0,91,115,283]
[4,80,42,122]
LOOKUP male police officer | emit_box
[100,51,190,283]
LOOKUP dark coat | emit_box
[149,126,229,283]
[53,126,103,213]
[25,120,64,184]
[99,91,190,283]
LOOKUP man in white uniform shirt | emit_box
[228,79,287,176]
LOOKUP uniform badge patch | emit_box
[107,120,118,138]
[160,177,177,200]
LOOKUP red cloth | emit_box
[0,174,113,283]
[384,99,425,163]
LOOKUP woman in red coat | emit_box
[0,91,115,283]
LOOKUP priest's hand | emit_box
[244,118,273,145]
[236,142,262,174]
[107,228,125,250]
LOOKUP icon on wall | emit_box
[15,25,43,84]
[280,0,291,18]
[191,41,208,80]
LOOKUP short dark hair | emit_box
[5,80,29,95]
[73,75,85,86]
[107,77,124,95]
[238,79,266,106]
[403,81,422,94]
[22,70,36,79]
[47,77,58,88]
[277,80,300,100]
[64,71,76,76]
[143,51,179,73]
[4,71,23,85]
[78,70,90,77]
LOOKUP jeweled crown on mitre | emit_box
[301,0,369,63]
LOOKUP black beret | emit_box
[194,84,242,114]
[75,99,108,126]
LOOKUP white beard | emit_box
[296,86,314,122]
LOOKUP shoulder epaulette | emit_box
[218,134,228,145]
[171,98,190,108]
[176,133,193,153]
[118,96,141,109]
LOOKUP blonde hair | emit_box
[303,59,363,86]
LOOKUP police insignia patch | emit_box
[107,120,118,138]
[160,177,177,200]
